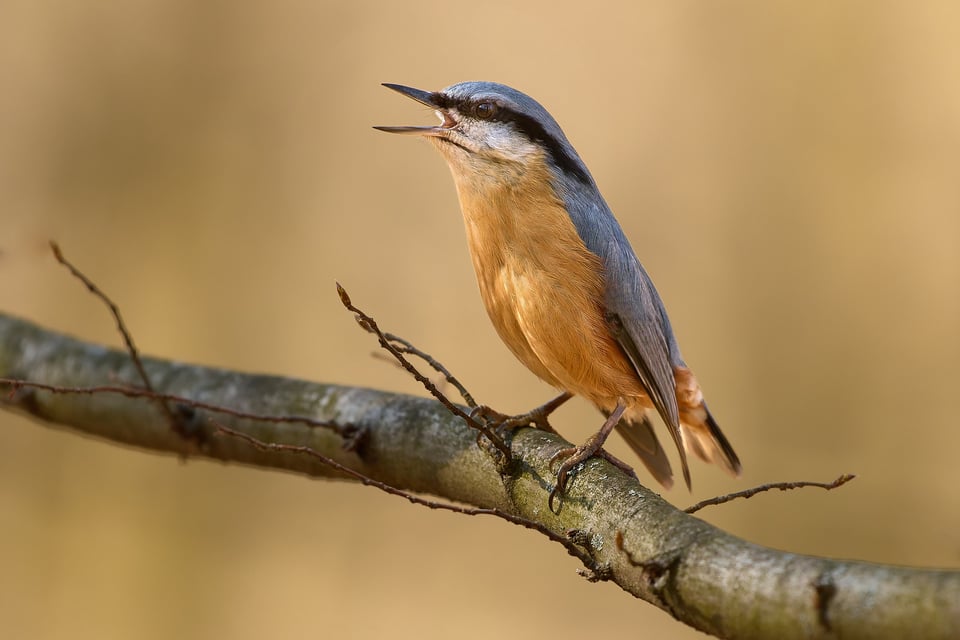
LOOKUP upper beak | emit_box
[374,83,454,136]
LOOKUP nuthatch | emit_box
[376,81,741,496]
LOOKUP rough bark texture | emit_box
[1,313,958,639]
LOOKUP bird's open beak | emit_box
[374,83,457,136]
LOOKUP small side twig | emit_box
[50,241,180,433]
[336,283,509,459]
[683,474,856,514]
[380,332,478,409]
[0,378,348,436]
[214,422,597,569]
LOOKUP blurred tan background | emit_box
[1,1,958,638]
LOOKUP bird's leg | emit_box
[549,398,628,511]
[471,391,573,435]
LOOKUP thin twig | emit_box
[381,332,478,408]
[0,378,347,435]
[49,241,179,431]
[336,283,509,459]
[214,422,596,568]
[683,474,856,514]
[369,352,453,400]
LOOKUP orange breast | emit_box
[449,157,648,411]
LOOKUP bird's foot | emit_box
[546,437,610,512]
[548,446,636,512]
[470,392,572,435]
[547,400,632,512]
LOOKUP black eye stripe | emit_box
[432,94,591,184]
[430,92,455,109]
[484,103,591,185]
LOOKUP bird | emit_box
[375,81,741,500]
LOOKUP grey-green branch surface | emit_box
[1,313,957,640]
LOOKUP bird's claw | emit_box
[548,445,591,512]
[469,404,501,424]
[470,405,524,434]
[547,444,637,512]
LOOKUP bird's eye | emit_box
[474,101,497,120]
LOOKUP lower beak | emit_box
[375,83,454,136]
[373,125,440,135]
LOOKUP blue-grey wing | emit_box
[563,195,685,451]
[601,234,681,432]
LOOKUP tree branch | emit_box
[1,312,958,639]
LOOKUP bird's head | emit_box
[376,81,592,188]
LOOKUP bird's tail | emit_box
[614,412,675,490]
[610,365,741,490]
[674,366,742,478]
[679,405,741,476]
[673,367,741,476]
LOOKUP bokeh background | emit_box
[2,1,958,638]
